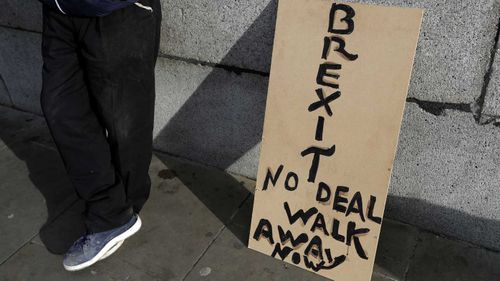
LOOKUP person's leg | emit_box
[76,0,162,215]
[41,5,133,234]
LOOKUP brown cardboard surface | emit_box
[248,1,423,280]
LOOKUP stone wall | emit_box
[0,0,499,250]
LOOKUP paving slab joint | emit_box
[0,232,39,267]
[179,193,251,281]
[0,23,270,79]
[159,53,270,77]
[180,225,226,281]
[473,16,500,124]
[402,230,421,281]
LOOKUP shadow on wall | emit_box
[151,0,500,252]
[1,0,499,261]
[152,1,276,172]
[385,196,500,252]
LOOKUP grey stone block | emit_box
[387,102,500,251]
[481,42,500,120]
[153,57,267,179]
[0,0,277,74]
[406,231,500,281]
[0,0,42,32]
[356,0,500,104]
[159,0,276,73]
[0,26,43,114]
[159,0,499,103]
[1,0,499,107]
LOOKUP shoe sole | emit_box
[99,240,124,260]
[63,216,142,271]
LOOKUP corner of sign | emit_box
[419,8,425,17]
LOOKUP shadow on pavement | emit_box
[154,148,500,253]
[2,0,499,273]
[154,153,500,280]
[151,0,500,254]
[0,111,86,255]
[154,152,253,245]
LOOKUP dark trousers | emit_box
[40,0,162,233]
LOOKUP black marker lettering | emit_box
[311,213,330,236]
[301,145,336,183]
[253,218,274,244]
[283,202,318,225]
[346,221,369,260]
[315,116,325,141]
[346,191,365,222]
[322,36,358,61]
[278,225,309,247]
[316,63,341,89]
[316,182,331,203]
[271,243,293,260]
[368,195,382,224]
[333,185,349,213]
[262,165,284,191]
[328,3,356,35]
[331,218,346,243]
[284,171,299,191]
[309,89,341,116]
[304,235,324,260]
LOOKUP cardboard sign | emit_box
[248,1,423,280]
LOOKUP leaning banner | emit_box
[248,1,423,280]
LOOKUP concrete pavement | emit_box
[0,104,499,281]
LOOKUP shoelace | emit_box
[75,235,91,250]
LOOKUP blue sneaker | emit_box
[63,214,142,271]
